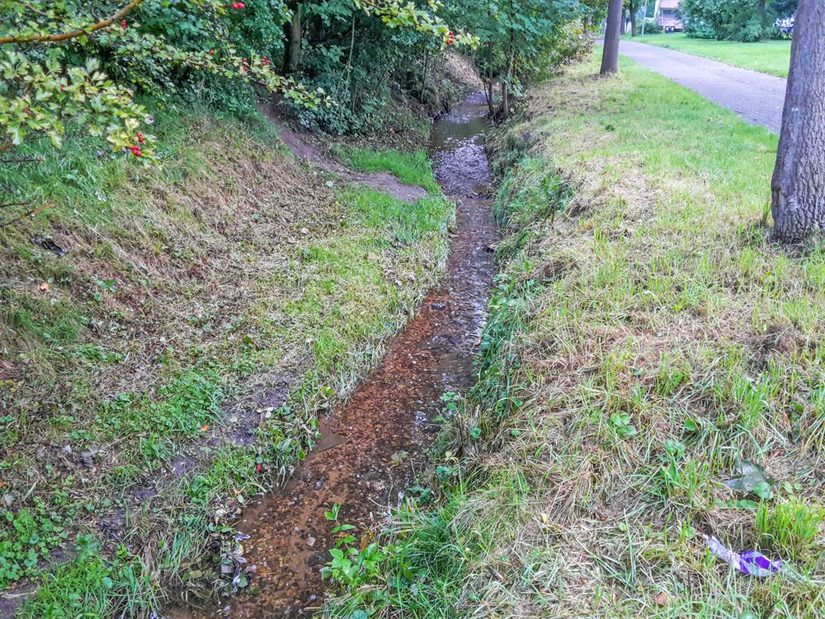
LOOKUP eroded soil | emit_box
[186,94,497,617]
[266,111,430,205]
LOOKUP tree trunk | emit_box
[501,37,516,120]
[601,0,623,75]
[630,3,638,36]
[641,0,649,35]
[345,14,356,84]
[501,81,509,120]
[420,48,430,101]
[771,0,825,242]
[283,2,302,74]
[485,63,495,117]
[757,0,767,27]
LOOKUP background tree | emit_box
[681,0,796,40]
[626,0,642,36]
[601,0,623,75]
[770,0,824,241]
[0,0,471,152]
[445,0,589,120]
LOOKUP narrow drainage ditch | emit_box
[179,91,497,618]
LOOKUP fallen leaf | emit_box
[39,282,50,291]
[200,424,209,432]
[725,461,774,499]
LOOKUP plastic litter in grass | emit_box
[704,535,782,577]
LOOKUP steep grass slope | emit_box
[0,105,454,615]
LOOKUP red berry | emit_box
[129,145,142,157]
[256,463,264,473]
[136,132,145,144]
[231,2,245,9]
[121,19,127,29]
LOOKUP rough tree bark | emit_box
[771,0,825,242]
[629,3,638,37]
[485,66,495,117]
[757,0,767,31]
[283,1,302,74]
[601,0,623,75]
[500,32,516,120]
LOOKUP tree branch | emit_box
[0,202,53,228]
[0,0,145,45]
[0,157,44,164]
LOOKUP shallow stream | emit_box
[183,92,497,617]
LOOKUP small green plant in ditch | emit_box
[756,497,825,559]
[440,391,461,415]
[0,505,69,588]
[321,504,384,589]
[609,412,638,439]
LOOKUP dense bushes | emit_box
[682,0,797,41]
[0,1,465,156]
[0,0,470,227]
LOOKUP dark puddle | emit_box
[177,94,497,618]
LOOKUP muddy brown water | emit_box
[175,93,497,618]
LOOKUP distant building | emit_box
[775,15,795,34]
[654,0,683,32]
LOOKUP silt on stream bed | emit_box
[181,93,497,618]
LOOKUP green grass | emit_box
[1,97,453,614]
[331,145,441,194]
[628,33,791,77]
[325,55,825,618]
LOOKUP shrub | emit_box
[642,18,663,34]
[681,0,777,41]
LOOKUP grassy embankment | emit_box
[0,100,453,616]
[331,145,441,195]
[630,33,791,77]
[327,56,825,617]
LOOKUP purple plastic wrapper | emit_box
[704,535,782,577]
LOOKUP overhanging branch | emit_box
[0,0,145,45]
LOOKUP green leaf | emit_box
[725,461,774,499]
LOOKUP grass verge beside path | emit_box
[325,56,825,618]
[0,106,453,615]
[628,33,791,77]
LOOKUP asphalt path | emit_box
[618,40,787,133]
